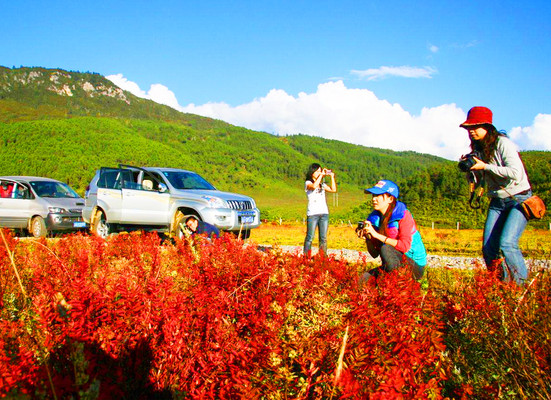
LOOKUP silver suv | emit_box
[0,176,87,237]
[82,165,260,239]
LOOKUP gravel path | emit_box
[256,244,551,270]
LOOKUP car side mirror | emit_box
[158,183,168,193]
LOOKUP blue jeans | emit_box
[304,214,328,256]
[483,192,531,284]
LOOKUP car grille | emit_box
[69,209,83,215]
[227,200,253,210]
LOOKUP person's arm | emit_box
[305,173,325,191]
[470,138,525,181]
[365,223,398,248]
[363,212,415,253]
[324,170,337,193]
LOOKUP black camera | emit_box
[458,151,482,172]
[357,221,366,230]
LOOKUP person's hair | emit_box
[379,194,397,236]
[470,124,507,162]
[185,215,198,224]
[305,163,322,182]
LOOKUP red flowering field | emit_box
[0,229,549,399]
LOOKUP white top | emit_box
[305,180,329,216]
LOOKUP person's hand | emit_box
[470,157,487,171]
[364,221,377,236]
[356,223,373,240]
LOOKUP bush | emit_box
[1,229,549,398]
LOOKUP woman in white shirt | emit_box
[303,163,337,257]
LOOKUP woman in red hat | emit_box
[460,106,531,284]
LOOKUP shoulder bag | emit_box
[519,195,546,220]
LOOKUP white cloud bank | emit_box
[106,75,551,160]
[107,73,181,110]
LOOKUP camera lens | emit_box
[458,156,476,172]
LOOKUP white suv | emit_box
[82,165,260,239]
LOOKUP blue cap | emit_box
[364,180,399,198]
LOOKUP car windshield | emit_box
[30,181,80,198]
[162,171,216,190]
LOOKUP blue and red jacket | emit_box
[367,201,427,267]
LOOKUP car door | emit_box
[120,168,170,225]
[0,180,34,228]
[96,168,124,222]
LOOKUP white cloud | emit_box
[106,74,181,109]
[106,75,550,160]
[351,66,437,81]
[429,44,439,53]
[107,73,147,97]
[509,114,551,150]
[181,81,468,160]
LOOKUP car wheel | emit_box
[30,216,47,238]
[92,210,110,239]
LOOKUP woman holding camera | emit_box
[460,106,531,284]
[303,163,337,257]
[358,180,427,280]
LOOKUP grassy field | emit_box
[244,183,367,221]
[250,222,551,258]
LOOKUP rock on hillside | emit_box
[0,67,129,103]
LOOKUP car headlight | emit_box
[201,196,226,208]
[48,207,67,214]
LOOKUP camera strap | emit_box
[468,182,484,209]
[467,172,484,209]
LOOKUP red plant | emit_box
[3,228,546,398]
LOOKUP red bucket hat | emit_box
[460,106,494,128]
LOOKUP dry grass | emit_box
[250,222,551,258]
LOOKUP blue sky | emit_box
[2,0,550,159]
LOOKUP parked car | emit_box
[0,176,87,237]
[82,165,261,239]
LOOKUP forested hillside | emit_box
[1,66,549,228]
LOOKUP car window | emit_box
[0,180,15,198]
[30,181,80,198]
[13,183,32,199]
[121,169,147,190]
[98,169,122,189]
[162,171,216,190]
[141,172,164,191]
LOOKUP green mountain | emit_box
[1,66,549,228]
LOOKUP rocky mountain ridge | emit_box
[0,67,129,103]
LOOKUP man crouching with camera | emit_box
[356,180,427,282]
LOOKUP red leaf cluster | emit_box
[1,229,452,398]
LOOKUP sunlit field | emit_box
[251,222,551,259]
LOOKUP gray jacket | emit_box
[484,136,531,198]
